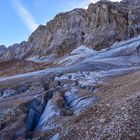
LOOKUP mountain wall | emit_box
[0,0,140,61]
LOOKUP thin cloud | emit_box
[12,0,38,31]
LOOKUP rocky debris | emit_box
[36,91,66,131]
[57,92,140,140]
[0,73,56,140]
[53,69,140,140]
[33,68,140,140]
[0,35,140,139]
[1,0,140,61]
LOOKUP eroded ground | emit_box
[0,36,140,140]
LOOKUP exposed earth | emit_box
[0,35,140,140]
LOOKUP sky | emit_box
[0,0,120,47]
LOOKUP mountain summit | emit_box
[0,0,140,61]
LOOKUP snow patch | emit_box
[71,45,97,55]
[58,45,97,66]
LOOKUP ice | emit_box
[71,45,97,55]
[31,36,140,131]
[57,35,140,67]
[0,36,140,88]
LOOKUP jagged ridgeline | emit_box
[0,0,140,61]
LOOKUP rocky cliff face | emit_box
[1,0,140,61]
[0,1,140,139]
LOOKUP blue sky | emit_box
[0,0,120,47]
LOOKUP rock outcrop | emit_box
[1,0,140,61]
[0,45,7,59]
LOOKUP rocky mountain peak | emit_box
[0,45,7,58]
[0,0,140,61]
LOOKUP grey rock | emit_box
[0,45,7,60]
[1,0,140,61]
[3,89,17,98]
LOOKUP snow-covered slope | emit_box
[0,34,140,140]
[57,35,140,67]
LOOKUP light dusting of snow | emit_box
[71,45,97,55]
[57,45,97,66]
[0,36,140,83]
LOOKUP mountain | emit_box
[1,0,140,61]
[0,0,140,140]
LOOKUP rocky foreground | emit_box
[0,34,140,139]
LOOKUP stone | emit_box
[0,45,7,60]
[3,89,17,98]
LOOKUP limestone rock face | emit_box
[1,0,140,60]
[8,42,27,58]
[0,45,7,60]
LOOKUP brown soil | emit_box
[0,59,53,77]
[38,70,140,140]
